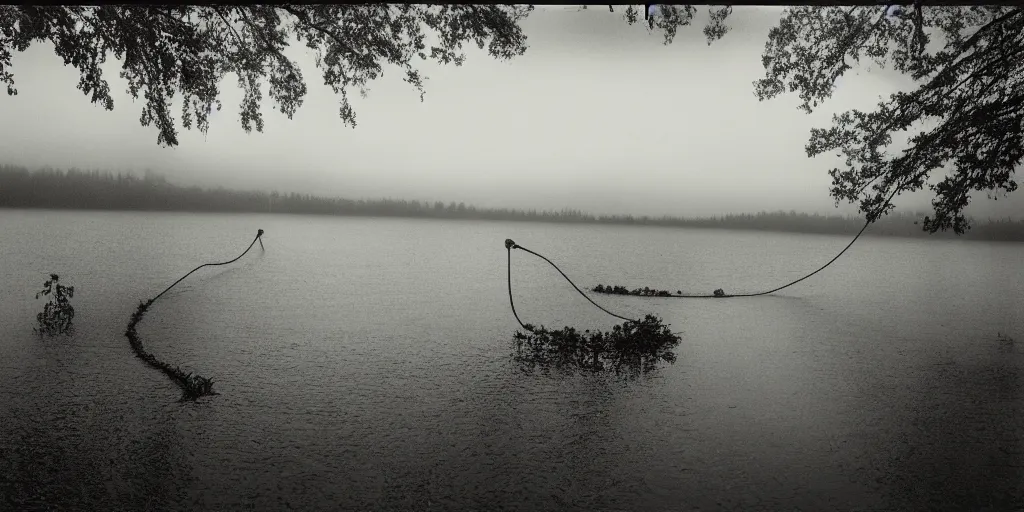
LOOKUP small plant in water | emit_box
[997,332,1015,347]
[179,371,216,400]
[513,314,681,375]
[34,274,75,336]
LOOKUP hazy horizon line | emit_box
[0,162,955,221]
[6,161,1024,228]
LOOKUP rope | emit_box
[506,238,635,331]
[152,229,264,303]
[664,185,904,298]
[505,184,907,323]
[667,213,873,298]
[126,229,264,400]
[506,240,531,330]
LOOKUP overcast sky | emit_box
[0,6,1020,218]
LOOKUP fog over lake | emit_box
[2,5,1022,511]
[1,6,1020,219]
[2,211,1022,510]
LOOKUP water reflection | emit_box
[3,212,1023,510]
[879,340,1023,511]
[0,371,194,510]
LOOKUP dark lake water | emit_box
[1,209,1022,511]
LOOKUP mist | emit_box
[0,6,1020,219]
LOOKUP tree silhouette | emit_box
[0,5,535,146]
[748,6,1023,234]
[2,5,1021,234]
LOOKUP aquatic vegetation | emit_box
[593,284,732,298]
[593,284,674,297]
[505,240,679,377]
[122,229,262,401]
[125,299,217,401]
[33,274,76,336]
[512,314,681,374]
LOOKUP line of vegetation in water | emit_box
[125,299,216,401]
[2,164,1022,241]
[591,284,730,298]
[593,284,676,297]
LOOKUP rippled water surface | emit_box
[1,209,1022,511]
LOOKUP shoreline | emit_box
[3,204,1022,243]
[2,164,1020,243]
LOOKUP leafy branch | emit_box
[33,273,75,337]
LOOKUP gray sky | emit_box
[0,6,1020,218]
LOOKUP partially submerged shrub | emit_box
[179,372,216,400]
[513,314,681,374]
[33,274,75,336]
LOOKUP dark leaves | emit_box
[513,314,681,375]
[757,6,1024,233]
[703,6,733,45]
[0,5,532,145]
[592,284,674,297]
[33,273,75,337]
[125,294,216,401]
[628,4,697,45]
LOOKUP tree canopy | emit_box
[1,5,1021,234]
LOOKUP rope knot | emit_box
[505,238,517,250]
[257,229,264,237]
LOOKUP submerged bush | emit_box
[513,314,681,374]
[34,274,75,336]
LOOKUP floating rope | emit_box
[507,184,907,325]
[152,228,264,303]
[506,238,635,331]
[124,229,264,401]
[620,185,907,298]
[648,212,875,298]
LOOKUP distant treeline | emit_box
[1,165,1022,241]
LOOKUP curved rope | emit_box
[506,184,908,323]
[506,238,635,329]
[152,229,264,303]
[664,185,905,298]
[126,229,264,401]
[668,213,874,298]
[506,240,532,330]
